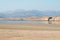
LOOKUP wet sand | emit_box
[0,23,60,30]
[0,23,60,40]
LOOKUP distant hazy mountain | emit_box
[0,9,60,18]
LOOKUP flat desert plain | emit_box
[0,23,60,40]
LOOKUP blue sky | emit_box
[0,0,59,12]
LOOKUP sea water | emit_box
[0,20,60,24]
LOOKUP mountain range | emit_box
[0,9,60,18]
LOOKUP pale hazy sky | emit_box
[0,0,59,12]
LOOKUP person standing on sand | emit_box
[48,17,52,21]
[48,17,52,24]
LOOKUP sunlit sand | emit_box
[0,29,60,40]
[0,21,60,40]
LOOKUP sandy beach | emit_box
[0,29,60,40]
[0,0,59,40]
[0,23,60,40]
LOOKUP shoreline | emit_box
[0,16,60,21]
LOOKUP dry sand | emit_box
[0,29,60,40]
[0,23,60,40]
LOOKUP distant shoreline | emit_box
[0,16,60,21]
